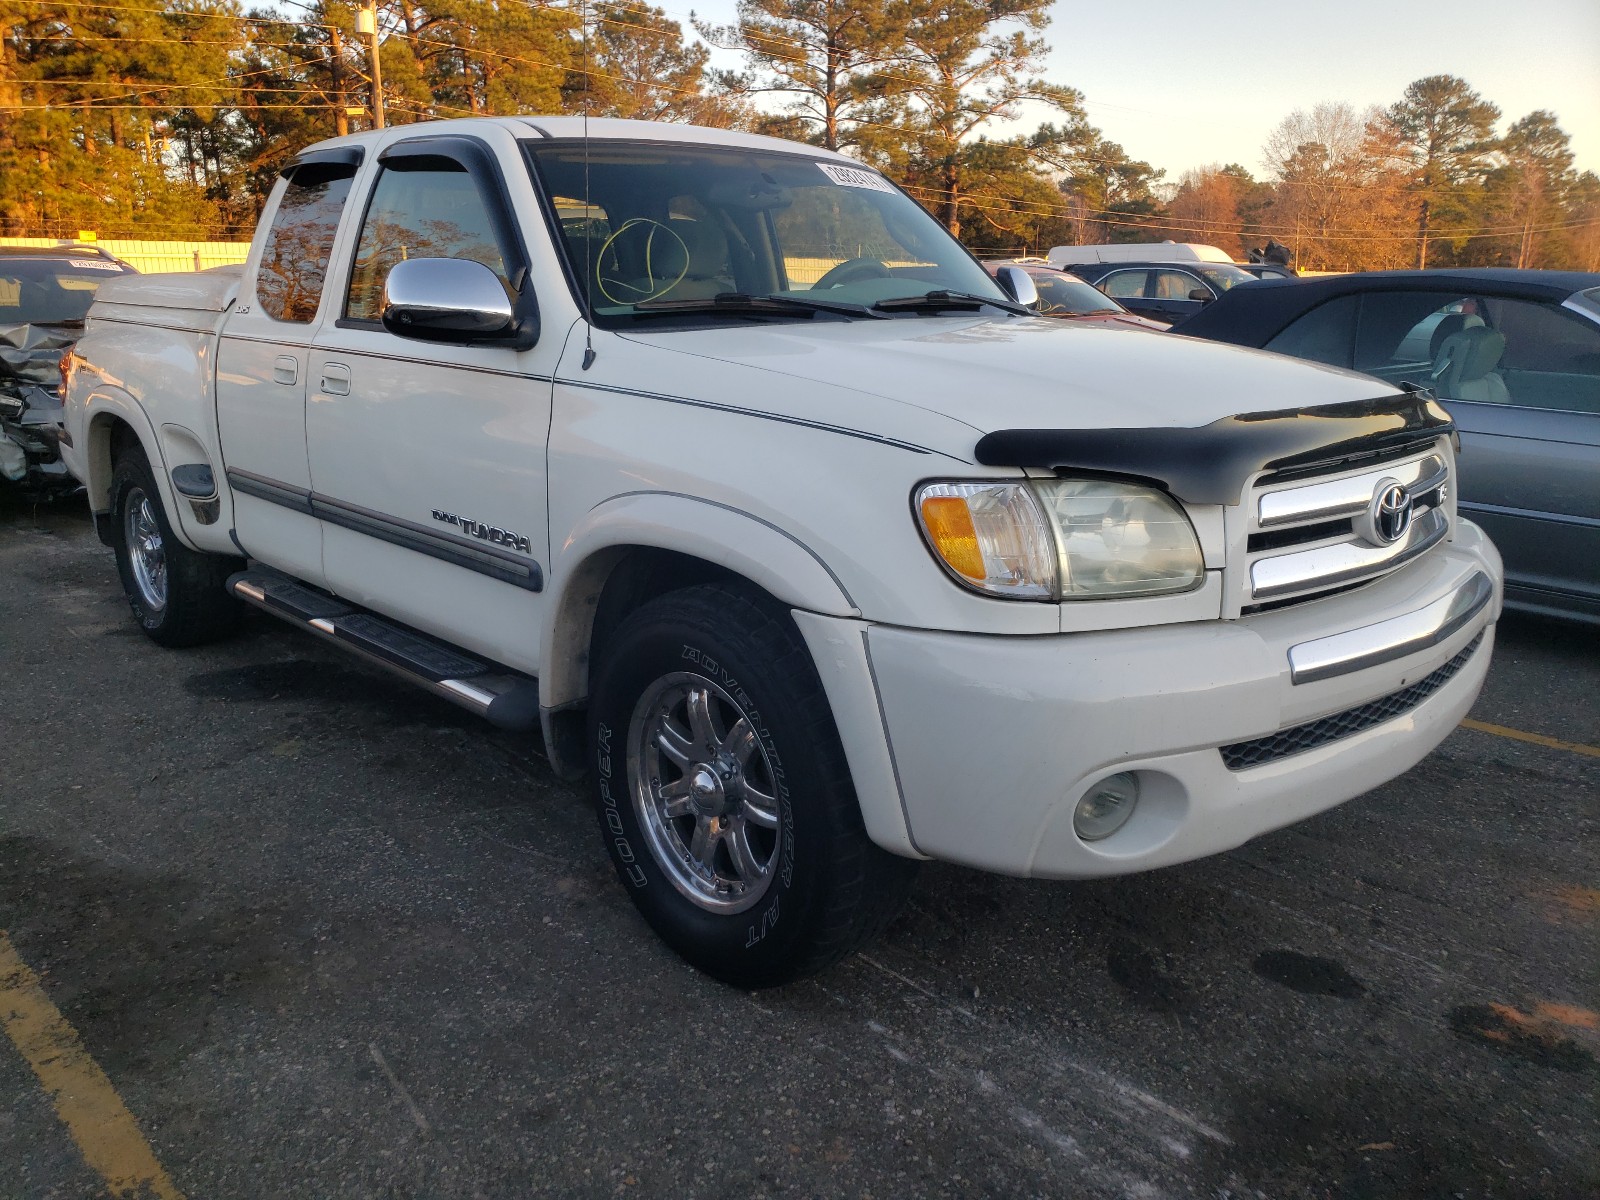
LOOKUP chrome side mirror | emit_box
[381,258,516,342]
[994,265,1039,308]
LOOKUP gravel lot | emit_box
[2,492,1596,1200]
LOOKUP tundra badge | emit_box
[432,509,533,555]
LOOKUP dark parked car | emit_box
[0,245,136,493]
[982,262,1166,330]
[1175,268,1600,623]
[1065,260,1261,324]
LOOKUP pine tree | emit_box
[1374,75,1499,267]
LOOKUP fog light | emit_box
[1074,772,1139,841]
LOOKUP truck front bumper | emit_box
[796,522,1502,878]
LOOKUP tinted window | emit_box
[1264,294,1359,367]
[1350,291,1468,371]
[257,166,355,324]
[1100,270,1147,298]
[1479,297,1600,414]
[0,258,130,325]
[346,166,509,322]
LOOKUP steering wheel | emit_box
[595,218,689,305]
[811,257,892,290]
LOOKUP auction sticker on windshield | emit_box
[68,259,122,271]
[817,163,897,194]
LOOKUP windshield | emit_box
[1028,271,1127,315]
[525,141,1007,323]
[0,257,130,326]
[1194,264,1257,293]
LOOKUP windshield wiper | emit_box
[872,290,1033,316]
[628,293,885,320]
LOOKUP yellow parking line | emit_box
[0,932,185,1200]
[1459,718,1600,759]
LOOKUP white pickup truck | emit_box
[61,117,1502,987]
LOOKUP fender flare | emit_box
[539,490,858,712]
[81,391,206,553]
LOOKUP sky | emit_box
[680,0,1600,183]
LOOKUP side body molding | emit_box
[539,490,859,714]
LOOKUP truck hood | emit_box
[617,314,1395,447]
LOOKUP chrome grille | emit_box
[1240,440,1452,611]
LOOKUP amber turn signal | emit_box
[919,496,985,579]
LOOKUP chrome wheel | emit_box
[628,671,782,914]
[123,486,167,612]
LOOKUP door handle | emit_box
[272,355,298,386]
[320,362,351,396]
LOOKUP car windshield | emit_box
[1193,264,1258,292]
[1028,272,1127,314]
[0,257,129,325]
[525,141,1008,323]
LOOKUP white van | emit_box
[1047,242,1235,267]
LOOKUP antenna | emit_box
[580,0,596,370]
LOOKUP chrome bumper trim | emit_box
[1287,570,1495,684]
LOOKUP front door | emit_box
[306,135,561,675]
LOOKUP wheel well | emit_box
[542,546,798,780]
[589,547,737,670]
[84,414,140,514]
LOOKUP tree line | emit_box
[2,0,1596,270]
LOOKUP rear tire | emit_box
[588,581,918,988]
[110,446,242,647]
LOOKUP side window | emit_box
[1351,291,1469,372]
[1100,270,1147,298]
[1479,297,1600,413]
[257,165,356,324]
[345,165,510,323]
[1152,270,1203,300]
[1264,294,1359,368]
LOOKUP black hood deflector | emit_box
[973,391,1453,506]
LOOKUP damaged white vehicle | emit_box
[61,118,1501,986]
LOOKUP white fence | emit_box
[0,238,251,273]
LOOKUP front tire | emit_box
[110,446,242,647]
[588,582,918,988]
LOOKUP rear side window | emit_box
[1100,270,1147,298]
[257,164,356,324]
[345,165,510,323]
[1264,295,1359,367]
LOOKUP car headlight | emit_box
[915,478,1204,600]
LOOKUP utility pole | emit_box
[356,4,384,130]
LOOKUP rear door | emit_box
[1095,269,1160,320]
[305,132,559,674]
[216,150,362,584]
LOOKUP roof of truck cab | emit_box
[294,116,862,164]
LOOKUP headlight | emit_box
[915,478,1204,600]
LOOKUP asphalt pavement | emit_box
[2,491,1596,1200]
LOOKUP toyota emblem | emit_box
[1366,480,1413,545]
